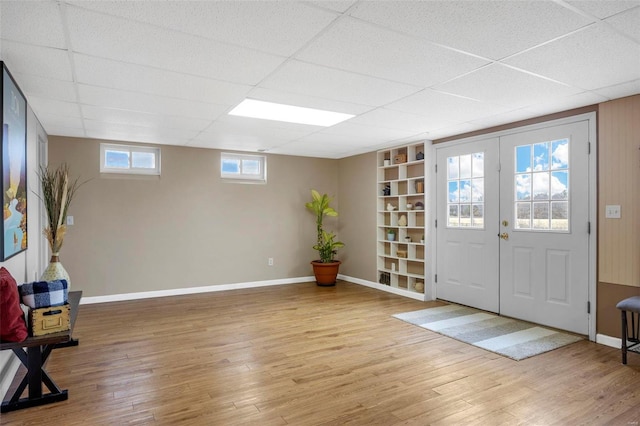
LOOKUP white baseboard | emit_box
[338,274,426,301]
[596,333,621,349]
[81,276,315,304]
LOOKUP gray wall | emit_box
[48,136,351,297]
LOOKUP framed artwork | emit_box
[1,62,28,260]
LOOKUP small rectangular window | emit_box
[221,153,266,183]
[100,144,161,175]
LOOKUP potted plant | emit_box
[306,189,345,286]
[38,163,84,286]
[387,229,396,241]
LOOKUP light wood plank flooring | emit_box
[2,281,639,425]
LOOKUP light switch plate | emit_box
[605,205,621,219]
[67,215,74,225]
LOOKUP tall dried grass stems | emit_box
[39,163,83,254]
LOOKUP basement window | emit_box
[100,143,161,175]
[221,152,266,183]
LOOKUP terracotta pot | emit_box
[311,260,341,286]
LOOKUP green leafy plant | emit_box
[387,229,396,235]
[38,163,84,254]
[305,189,344,263]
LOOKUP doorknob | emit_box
[499,232,509,241]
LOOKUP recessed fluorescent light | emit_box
[228,99,354,127]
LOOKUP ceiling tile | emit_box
[0,1,66,49]
[0,41,73,81]
[28,96,82,118]
[69,1,338,56]
[77,85,229,121]
[73,54,251,106]
[12,73,77,103]
[81,105,213,132]
[604,6,640,41]
[65,5,285,85]
[525,91,609,115]
[296,17,488,87]
[248,88,373,116]
[349,1,593,60]
[593,79,640,99]
[84,125,192,146]
[349,108,436,134]
[37,114,84,131]
[193,115,319,150]
[305,1,358,14]
[318,121,418,143]
[261,60,421,106]
[504,23,640,91]
[385,89,513,125]
[44,126,86,138]
[566,0,640,19]
[433,64,582,108]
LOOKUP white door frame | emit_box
[430,112,597,341]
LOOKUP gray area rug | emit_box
[393,304,584,361]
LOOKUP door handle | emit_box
[499,232,509,241]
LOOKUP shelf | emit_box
[377,141,429,301]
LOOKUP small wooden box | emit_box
[394,154,407,164]
[29,304,70,336]
[396,249,408,258]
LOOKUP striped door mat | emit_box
[393,304,584,361]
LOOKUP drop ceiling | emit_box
[1,0,638,159]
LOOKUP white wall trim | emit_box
[339,274,426,301]
[81,276,315,304]
[596,333,621,349]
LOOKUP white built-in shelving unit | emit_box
[376,142,431,301]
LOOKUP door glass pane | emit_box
[516,145,531,173]
[446,152,484,229]
[472,153,484,177]
[448,156,459,179]
[533,202,550,229]
[459,155,472,179]
[460,204,471,227]
[516,173,531,200]
[514,139,569,232]
[472,204,484,227]
[551,139,568,170]
[533,142,549,171]
[448,181,459,202]
[448,204,459,227]
[532,172,549,199]
[516,202,531,228]
[472,178,484,202]
[459,180,471,202]
[551,201,569,230]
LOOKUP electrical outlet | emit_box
[605,205,621,219]
[268,258,274,266]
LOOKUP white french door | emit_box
[499,121,590,334]
[435,138,500,313]
[436,119,592,334]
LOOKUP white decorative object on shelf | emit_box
[398,215,407,226]
[386,203,396,211]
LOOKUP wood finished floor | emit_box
[2,281,639,425]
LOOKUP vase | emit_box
[41,253,70,288]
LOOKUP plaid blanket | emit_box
[19,280,68,309]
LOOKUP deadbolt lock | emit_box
[502,220,509,227]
